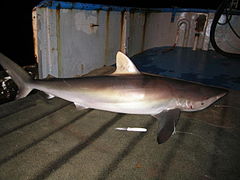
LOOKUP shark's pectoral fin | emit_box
[74,103,88,110]
[152,108,181,144]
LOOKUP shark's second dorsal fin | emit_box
[112,51,141,75]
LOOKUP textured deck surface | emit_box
[0,47,240,179]
[0,90,240,180]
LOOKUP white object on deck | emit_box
[115,127,147,132]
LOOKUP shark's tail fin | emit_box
[0,53,33,99]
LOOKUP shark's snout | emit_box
[201,88,228,110]
[216,91,228,100]
[181,87,228,112]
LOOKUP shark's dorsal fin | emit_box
[112,51,141,75]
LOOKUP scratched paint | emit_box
[74,11,98,34]
[104,11,110,66]
[56,9,63,77]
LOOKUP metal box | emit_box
[32,1,239,78]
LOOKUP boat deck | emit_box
[0,47,240,179]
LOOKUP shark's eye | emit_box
[201,102,204,105]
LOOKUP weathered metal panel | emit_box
[33,7,60,78]
[215,15,240,54]
[34,7,124,78]
[143,12,212,50]
[128,12,146,56]
[58,9,122,78]
[143,12,177,50]
[33,1,239,78]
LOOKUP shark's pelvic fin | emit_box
[74,103,88,110]
[46,93,55,99]
[112,51,141,75]
[153,109,181,144]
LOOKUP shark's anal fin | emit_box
[74,103,88,110]
[152,109,181,144]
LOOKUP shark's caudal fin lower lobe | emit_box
[0,53,33,99]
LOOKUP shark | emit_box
[0,52,227,144]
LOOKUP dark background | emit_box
[0,0,222,66]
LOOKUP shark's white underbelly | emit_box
[81,100,177,115]
[86,102,158,114]
[36,85,178,115]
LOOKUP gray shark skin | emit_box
[0,52,227,144]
